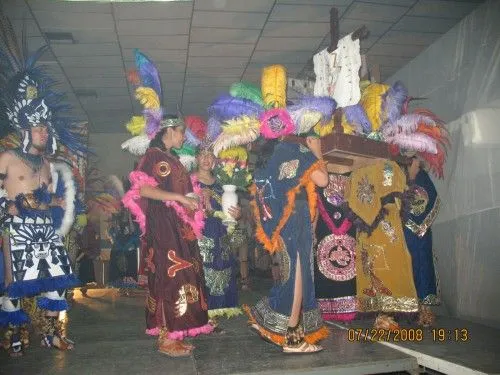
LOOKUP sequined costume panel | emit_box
[314,174,358,321]
[137,148,209,333]
[248,142,327,344]
[198,182,238,311]
[348,162,418,313]
[403,170,440,305]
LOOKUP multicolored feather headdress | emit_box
[122,49,184,156]
[209,65,336,155]
[0,11,87,156]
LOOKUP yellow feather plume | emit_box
[135,87,160,109]
[213,116,260,156]
[125,116,146,136]
[360,83,390,131]
[313,118,334,137]
[218,146,248,161]
[340,115,357,135]
[222,116,260,135]
[261,65,287,108]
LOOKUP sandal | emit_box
[418,306,435,327]
[283,341,323,354]
[283,322,323,354]
[41,334,75,350]
[158,339,193,357]
[3,326,24,358]
[374,314,400,331]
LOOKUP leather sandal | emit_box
[158,340,193,357]
[283,341,323,354]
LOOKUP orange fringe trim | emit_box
[251,160,324,254]
[243,305,329,346]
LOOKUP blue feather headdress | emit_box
[0,11,87,156]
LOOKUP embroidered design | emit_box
[181,224,197,241]
[198,236,214,263]
[380,220,397,243]
[275,237,290,283]
[356,175,375,204]
[146,294,157,313]
[318,296,358,314]
[145,248,155,273]
[406,197,440,237]
[333,211,342,220]
[153,161,171,178]
[299,144,309,153]
[167,250,193,278]
[382,162,393,186]
[317,233,356,281]
[410,186,428,216]
[323,174,349,206]
[361,244,391,297]
[175,284,199,317]
[204,267,231,296]
[278,159,299,180]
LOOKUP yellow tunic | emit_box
[347,161,418,313]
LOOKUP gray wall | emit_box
[388,0,500,327]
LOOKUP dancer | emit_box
[0,11,86,356]
[122,50,213,357]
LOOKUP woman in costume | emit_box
[121,50,213,357]
[193,145,242,320]
[403,157,441,327]
[246,134,329,353]
[314,173,358,323]
[124,120,212,356]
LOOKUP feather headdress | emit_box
[122,49,183,155]
[383,106,449,178]
[0,11,87,156]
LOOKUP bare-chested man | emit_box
[0,12,84,357]
[0,124,79,357]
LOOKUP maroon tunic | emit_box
[138,148,208,333]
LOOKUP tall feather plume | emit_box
[208,94,263,121]
[121,134,151,155]
[184,115,207,140]
[134,49,162,102]
[386,132,438,154]
[360,83,390,131]
[344,104,371,133]
[184,128,201,147]
[230,81,264,106]
[206,117,222,141]
[418,149,446,179]
[261,64,287,108]
[381,81,408,126]
[213,116,260,156]
[143,108,163,138]
[381,113,422,138]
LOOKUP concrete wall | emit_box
[388,0,500,327]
